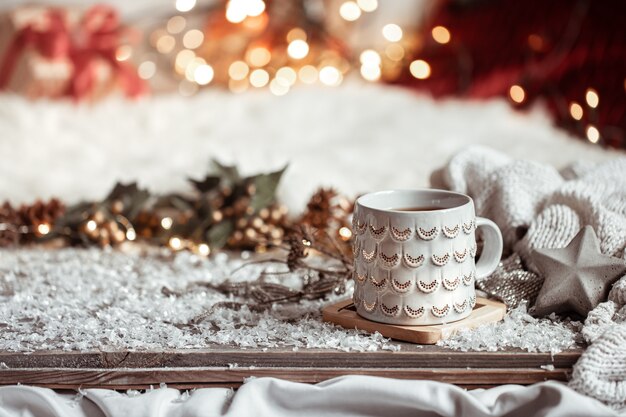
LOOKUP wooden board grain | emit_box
[0,345,582,389]
[322,298,506,344]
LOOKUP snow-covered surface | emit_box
[0,83,617,210]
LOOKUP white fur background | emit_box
[0,83,618,211]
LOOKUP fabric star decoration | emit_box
[530,226,626,317]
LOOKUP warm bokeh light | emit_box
[169,236,183,250]
[175,49,195,73]
[431,26,451,44]
[156,35,176,54]
[409,59,431,79]
[570,102,583,120]
[184,57,204,81]
[161,217,173,230]
[382,24,403,42]
[338,226,353,240]
[198,243,210,256]
[167,16,186,34]
[287,39,309,60]
[357,0,378,12]
[228,61,249,80]
[175,0,196,13]
[287,27,307,42]
[509,85,525,103]
[183,29,204,49]
[86,220,97,232]
[585,89,599,108]
[37,223,50,235]
[115,45,132,61]
[250,69,270,87]
[298,65,318,84]
[360,64,381,81]
[247,47,272,67]
[339,1,361,21]
[359,49,381,66]
[229,78,249,93]
[276,67,297,86]
[138,61,156,79]
[194,64,214,85]
[269,78,289,96]
[226,0,246,23]
[586,125,600,143]
[385,44,404,61]
[319,66,342,86]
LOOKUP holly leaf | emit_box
[104,182,151,219]
[206,220,234,249]
[249,165,287,211]
[211,160,241,184]
[189,176,221,193]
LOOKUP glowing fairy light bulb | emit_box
[287,40,309,59]
[409,60,431,79]
[339,1,361,21]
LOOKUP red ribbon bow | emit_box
[0,5,146,100]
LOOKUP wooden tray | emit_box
[323,297,506,344]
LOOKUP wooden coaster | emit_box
[322,297,506,345]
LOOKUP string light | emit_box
[198,243,210,256]
[360,49,381,66]
[194,64,214,85]
[570,102,583,120]
[167,16,186,34]
[287,40,309,59]
[338,226,353,241]
[161,217,173,230]
[360,64,381,81]
[125,229,136,241]
[169,236,183,250]
[247,47,271,67]
[183,29,204,49]
[269,78,289,96]
[431,26,451,44]
[509,85,525,103]
[586,125,600,143]
[250,69,269,87]
[184,57,205,81]
[86,220,97,232]
[175,0,196,13]
[298,65,318,84]
[175,49,195,73]
[356,0,378,12]
[409,60,431,79]
[226,0,266,23]
[138,61,157,80]
[37,223,50,235]
[319,66,342,86]
[585,89,599,108]
[339,1,361,21]
[229,61,249,80]
[382,24,403,42]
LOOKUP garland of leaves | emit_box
[0,161,355,306]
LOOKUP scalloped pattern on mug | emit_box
[442,276,460,291]
[362,247,377,263]
[354,219,367,235]
[379,252,400,268]
[431,252,450,266]
[454,248,468,263]
[370,275,387,291]
[463,219,475,234]
[403,253,424,268]
[431,304,450,318]
[352,238,361,259]
[462,271,474,286]
[470,244,477,258]
[380,303,400,317]
[391,278,412,293]
[390,226,413,242]
[453,299,468,313]
[404,305,424,318]
[354,271,367,283]
[442,224,460,238]
[417,277,440,293]
[362,299,377,312]
[416,226,438,241]
[369,224,386,239]
[469,294,477,308]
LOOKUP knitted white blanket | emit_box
[432,146,626,410]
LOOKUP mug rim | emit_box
[355,188,473,216]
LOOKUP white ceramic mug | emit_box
[352,189,503,325]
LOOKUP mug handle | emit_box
[475,217,503,279]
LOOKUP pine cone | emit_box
[300,188,338,229]
[18,199,65,240]
[0,202,21,247]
